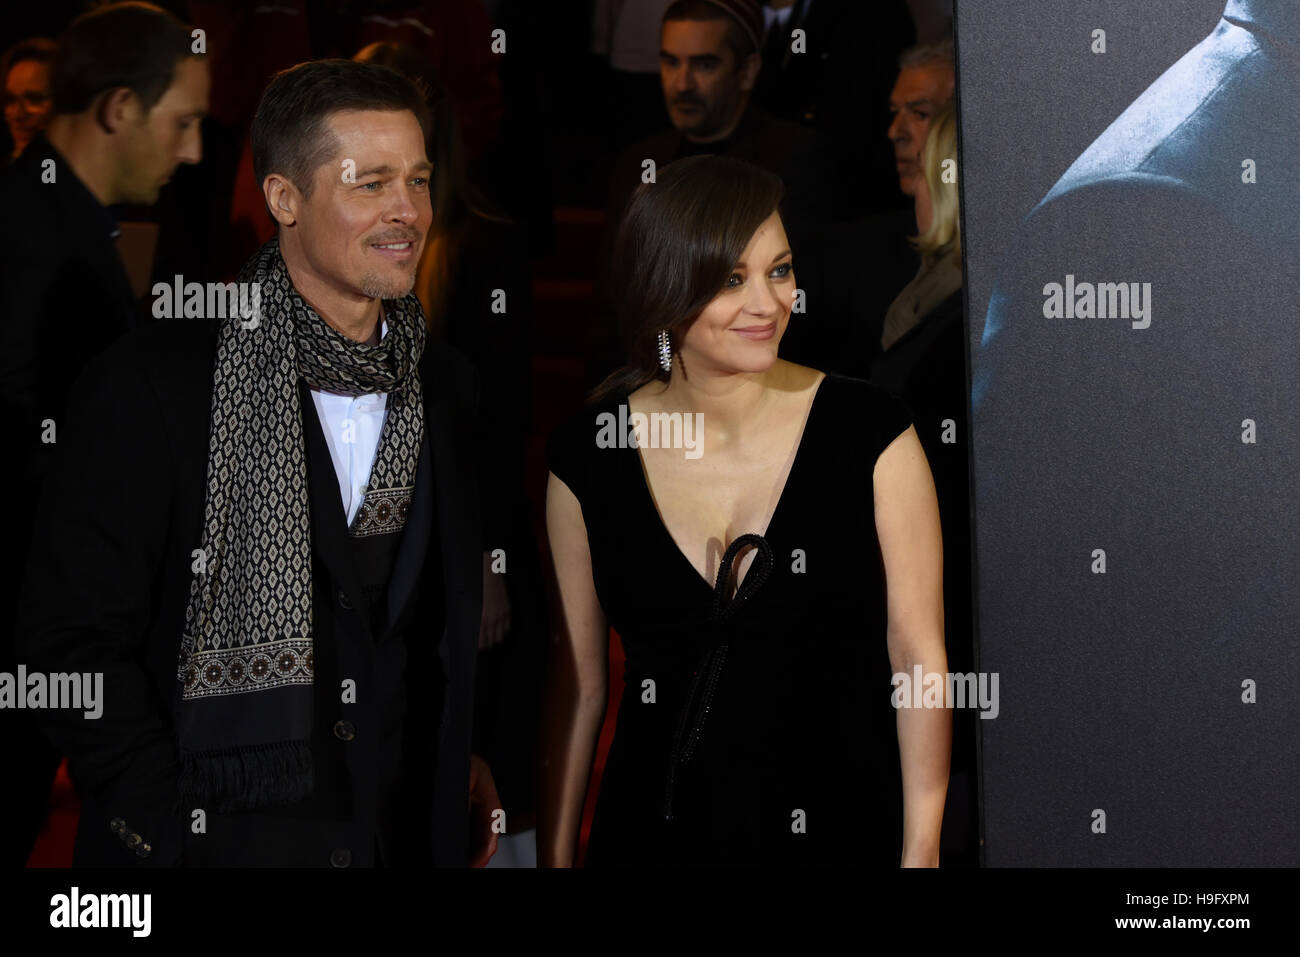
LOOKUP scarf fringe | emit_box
[180,740,313,813]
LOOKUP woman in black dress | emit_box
[541,156,950,867]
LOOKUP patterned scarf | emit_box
[174,237,426,812]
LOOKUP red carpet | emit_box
[26,760,76,867]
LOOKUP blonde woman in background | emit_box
[877,101,961,357]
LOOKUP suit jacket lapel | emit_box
[419,368,477,735]
[422,383,475,605]
[383,426,434,637]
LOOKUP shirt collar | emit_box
[764,5,795,30]
[1224,0,1300,42]
[26,131,122,241]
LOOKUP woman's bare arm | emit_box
[537,472,610,867]
[874,425,951,867]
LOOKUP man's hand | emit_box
[479,552,511,650]
[468,753,502,867]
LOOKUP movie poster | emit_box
[960,0,1298,865]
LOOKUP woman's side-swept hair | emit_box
[915,102,960,258]
[591,155,785,403]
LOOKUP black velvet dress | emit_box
[545,374,914,867]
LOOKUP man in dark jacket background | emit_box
[0,1,208,867]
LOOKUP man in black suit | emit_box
[0,1,209,867]
[16,58,499,867]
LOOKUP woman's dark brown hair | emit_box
[591,155,785,403]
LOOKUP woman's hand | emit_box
[468,753,502,867]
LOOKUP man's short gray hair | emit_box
[899,37,954,72]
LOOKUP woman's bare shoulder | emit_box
[772,358,827,395]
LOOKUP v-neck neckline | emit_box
[628,373,830,596]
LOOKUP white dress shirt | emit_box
[309,318,389,525]
[764,5,795,31]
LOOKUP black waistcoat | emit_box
[299,379,445,866]
[180,381,444,867]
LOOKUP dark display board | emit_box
[959,0,1298,864]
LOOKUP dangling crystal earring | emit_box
[657,328,673,373]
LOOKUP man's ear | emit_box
[264,173,300,228]
[95,86,140,135]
